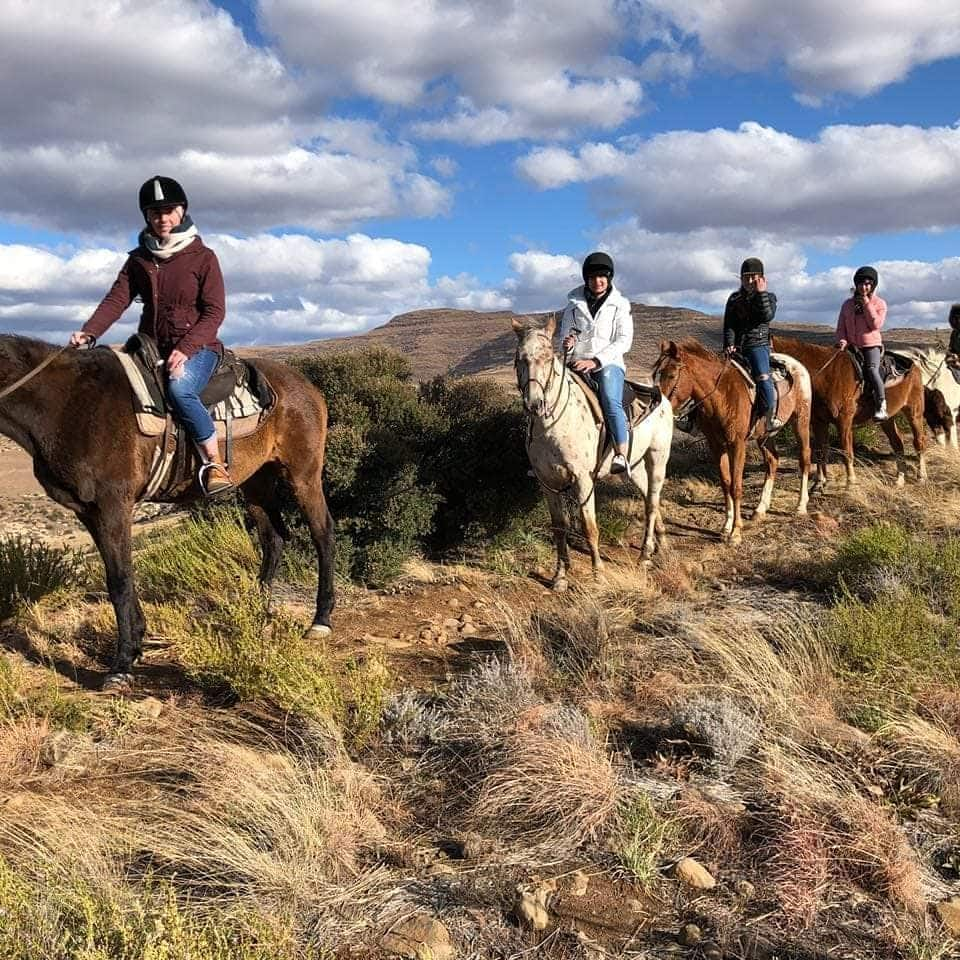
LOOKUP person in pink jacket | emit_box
[837,265,888,420]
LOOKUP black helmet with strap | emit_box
[582,251,614,282]
[853,265,878,288]
[138,176,188,217]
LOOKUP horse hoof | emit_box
[550,578,569,593]
[102,672,134,694]
[895,475,906,488]
[304,623,332,640]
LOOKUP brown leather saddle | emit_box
[845,345,913,393]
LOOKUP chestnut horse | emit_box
[896,347,960,450]
[653,339,811,545]
[771,336,927,491]
[513,317,673,587]
[0,336,335,690]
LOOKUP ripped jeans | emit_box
[742,345,777,414]
[167,347,219,443]
[585,364,629,447]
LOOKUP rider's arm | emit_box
[722,293,737,350]
[750,290,777,325]
[863,296,885,332]
[836,302,850,345]
[174,249,226,358]
[593,296,633,368]
[81,256,136,340]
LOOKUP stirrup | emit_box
[198,461,234,497]
[611,454,632,478]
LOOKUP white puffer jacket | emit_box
[558,284,633,370]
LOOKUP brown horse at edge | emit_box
[653,339,812,545]
[0,336,335,690]
[772,336,927,491]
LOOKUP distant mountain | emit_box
[248,304,947,383]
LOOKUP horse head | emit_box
[652,339,687,408]
[512,315,558,417]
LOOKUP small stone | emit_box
[702,942,722,960]
[134,696,163,719]
[734,879,755,900]
[447,598,461,608]
[458,613,473,624]
[570,870,589,897]
[459,623,478,637]
[427,861,457,878]
[442,618,461,632]
[625,898,646,914]
[673,857,716,890]
[935,897,960,937]
[40,730,92,769]
[381,914,454,960]
[472,600,485,609]
[517,892,550,930]
[419,628,434,641]
[678,924,701,946]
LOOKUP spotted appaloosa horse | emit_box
[0,336,335,690]
[513,317,673,589]
[772,336,927,491]
[653,339,812,546]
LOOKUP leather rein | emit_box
[0,344,76,402]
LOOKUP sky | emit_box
[2,0,960,347]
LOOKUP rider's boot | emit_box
[198,436,233,497]
[611,447,632,478]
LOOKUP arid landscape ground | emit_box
[2,306,960,959]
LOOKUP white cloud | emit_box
[644,0,960,100]
[0,233,506,346]
[262,0,643,142]
[517,122,960,239]
[0,2,449,237]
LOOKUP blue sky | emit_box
[2,0,960,347]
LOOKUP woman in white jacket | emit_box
[559,251,634,474]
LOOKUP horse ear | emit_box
[663,340,679,358]
[544,313,557,338]
[659,339,669,355]
[511,318,525,336]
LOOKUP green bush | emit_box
[290,349,538,584]
[0,536,85,620]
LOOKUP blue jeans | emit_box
[167,347,219,443]
[587,364,629,447]
[742,345,776,415]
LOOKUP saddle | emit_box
[110,334,277,501]
[729,351,793,435]
[844,345,913,393]
[568,369,662,460]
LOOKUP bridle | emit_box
[652,349,730,428]
[515,336,571,422]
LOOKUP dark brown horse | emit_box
[0,336,335,689]
[771,336,927,491]
[653,339,812,545]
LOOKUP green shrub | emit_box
[0,536,85,620]
[832,522,913,585]
[0,861,297,960]
[614,793,676,888]
[135,507,258,603]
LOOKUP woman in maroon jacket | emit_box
[70,176,232,494]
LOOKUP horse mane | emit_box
[0,334,60,365]
[771,335,830,359]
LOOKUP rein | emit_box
[0,345,72,402]
[653,350,730,427]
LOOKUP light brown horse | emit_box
[772,336,927,491]
[0,336,335,690]
[653,339,812,545]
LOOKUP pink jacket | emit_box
[837,294,886,348]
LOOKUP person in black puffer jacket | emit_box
[723,257,781,431]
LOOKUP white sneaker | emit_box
[766,415,784,432]
[611,453,632,478]
[874,402,888,421]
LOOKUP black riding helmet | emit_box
[853,265,878,288]
[949,304,960,330]
[582,251,614,282]
[138,176,188,218]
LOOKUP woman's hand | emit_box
[166,348,189,378]
[562,334,577,351]
[755,276,767,293]
[572,358,600,373]
[69,331,93,348]
[837,339,848,350]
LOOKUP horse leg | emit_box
[242,465,289,610]
[909,395,928,481]
[877,417,907,486]
[80,501,144,689]
[810,417,829,495]
[950,410,958,450]
[544,491,570,591]
[728,441,746,545]
[717,446,736,541]
[283,456,336,638]
[838,415,857,487]
[795,410,812,516]
[753,437,777,522]
[641,447,668,558]
[574,479,603,577]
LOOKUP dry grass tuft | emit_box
[469,705,621,849]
